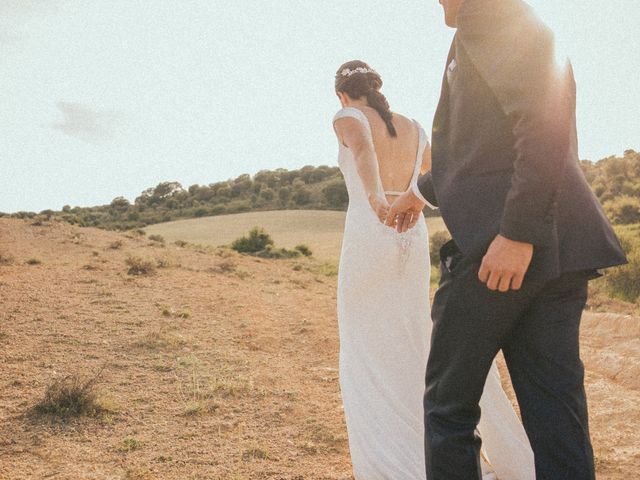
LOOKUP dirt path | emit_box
[0,218,638,479]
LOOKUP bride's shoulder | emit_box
[389,111,415,124]
[333,107,366,122]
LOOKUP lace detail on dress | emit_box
[334,108,428,274]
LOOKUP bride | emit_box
[332,60,535,480]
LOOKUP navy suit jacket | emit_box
[418,0,626,279]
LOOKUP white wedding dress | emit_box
[334,107,535,480]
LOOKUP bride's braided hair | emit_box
[335,60,397,137]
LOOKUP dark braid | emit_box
[335,60,397,137]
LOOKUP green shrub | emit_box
[429,230,451,265]
[322,179,349,209]
[605,226,640,302]
[294,244,313,257]
[255,246,300,259]
[604,195,640,225]
[231,227,274,254]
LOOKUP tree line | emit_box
[3,150,639,230]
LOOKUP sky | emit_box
[1,0,639,213]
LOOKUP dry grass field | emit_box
[144,210,447,261]
[0,217,638,479]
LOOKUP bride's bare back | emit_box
[358,106,430,203]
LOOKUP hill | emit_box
[4,150,638,233]
[0,218,638,479]
[144,210,447,261]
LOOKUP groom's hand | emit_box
[385,190,425,232]
[478,235,533,292]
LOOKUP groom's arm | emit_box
[498,60,573,247]
[413,172,438,209]
[458,10,572,247]
[456,5,573,291]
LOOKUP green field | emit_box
[144,210,447,261]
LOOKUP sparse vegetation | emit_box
[125,255,156,276]
[211,258,237,274]
[242,447,271,461]
[255,245,301,259]
[133,329,185,350]
[306,261,339,277]
[155,254,179,269]
[33,370,107,418]
[148,234,165,243]
[604,225,640,303]
[108,240,123,250]
[177,361,220,417]
[25,258,42,265]
[0,251,14,265]
[119,438,143,453]
[0,216,637,478]
[604,195,640,225]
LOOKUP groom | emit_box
[388,0,627,479]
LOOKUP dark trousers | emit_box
[424,240,596,480]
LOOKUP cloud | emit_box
[51,102,119,145]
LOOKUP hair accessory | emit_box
[341,67,377,77]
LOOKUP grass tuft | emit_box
[119,437,143,453]
[242,447,271,461]
[125,256,156,276]
[108,240,124,250]
[33,370,107,418]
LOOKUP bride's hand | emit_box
[368,193,391,224]
[386,190,425,233]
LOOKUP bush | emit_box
[604,195,640,225]
[292,186,311,205]
[194,208,209,217]
[429,230,451,265]
[322,179,349,209]
[255,246,301,259]
[605,226,640,303]
[125,256,156,275]
[294,244,313,257]
[231,227,274,254]
[33,372,105,418]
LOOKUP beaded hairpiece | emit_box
[340,67,377,77]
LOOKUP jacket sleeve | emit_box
[457,0,574,246]
[414,172,438,210]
